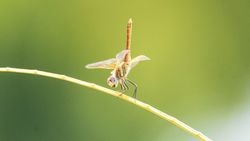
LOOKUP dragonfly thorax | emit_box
[115,62,130,79]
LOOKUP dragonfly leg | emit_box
[124,81,129,90]
[122,81,129,91]
[126,79,138,98]
[120,83,124,91]
[120,80,128,93]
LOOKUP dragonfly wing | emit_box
[85,58,117,69]
[116,50,130,61]
[130,55,150,69]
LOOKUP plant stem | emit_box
[0,67,212,141]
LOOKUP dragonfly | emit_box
[85,18,150,98]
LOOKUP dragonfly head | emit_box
[107,75,119,88]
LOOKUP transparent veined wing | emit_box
[85,58,117,69]
[116,50,130,61]
[130,55,150,69]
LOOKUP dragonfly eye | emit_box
[107,76,118,88]
[110,77,115,83]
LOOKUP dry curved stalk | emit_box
[0,67,212,141]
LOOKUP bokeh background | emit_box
[0,0,249,141]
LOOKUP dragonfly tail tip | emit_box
[128,18,132,24]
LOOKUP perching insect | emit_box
[85,18,150,98]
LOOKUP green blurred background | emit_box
[0,0,249,140]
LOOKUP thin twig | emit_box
[0,67,212,141]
